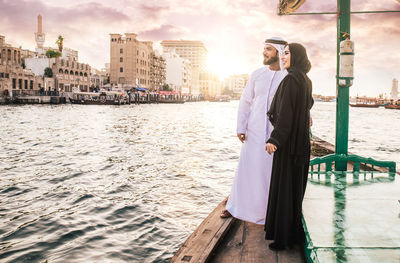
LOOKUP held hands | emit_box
[265,143,277,154]
[237,133,245,143]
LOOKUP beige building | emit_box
[0,35,42,96]
[25,57,91,92]
[150,50,166,91]
[225,74,249,98]
[110,33,154,89]
[53,58,91,92]
[90,68,106,91]
[199,70,220,98]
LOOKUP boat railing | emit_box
[309,153,396,184]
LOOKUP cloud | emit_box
[138,4,170,20]
[139,24,187,41]
[0,0,399,96]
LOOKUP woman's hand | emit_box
[265,143,277,154]
[237,133,246,143]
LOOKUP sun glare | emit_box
[207,54,239,80]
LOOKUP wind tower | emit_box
[35,14,46,55]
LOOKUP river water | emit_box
[0,101,399,262]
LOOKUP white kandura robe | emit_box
[226,66,287,225]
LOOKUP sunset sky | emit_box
[1,0,399,96]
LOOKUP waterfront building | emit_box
[110,33,153,89]
[150,50,166,92]
[164,51,191,93]
[224,74,249,98]
[161,40,207,95]
[0,35,41,96]
[199,70,220,98]
[52,58,91,92]
[101,63,110,86]
[25,57,91,92]
[21,49,38,61]
[391,78,398,100]
[28,14,91,92]
[90,68,106,91]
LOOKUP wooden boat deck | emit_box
[170,197,304,263]
[170,137,399,263]
[209,219,303,263]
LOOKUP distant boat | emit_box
[384,104,400,110]
[350,103,380,108]
[157,99,185,104]
[312,97,335,102]
[209,95,231,102]
[350,97,380,108]
[69,91,127,105]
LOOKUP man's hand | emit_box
[237,133,245,143]
[309,117,313,127]
[265,143,277,154]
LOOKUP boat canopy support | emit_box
[279,0,399,172]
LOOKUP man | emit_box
[220,37,288,225]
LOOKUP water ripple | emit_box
[0,102,398,262]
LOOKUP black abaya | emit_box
[264,43,313,247]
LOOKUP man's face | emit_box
[263,44,278,65]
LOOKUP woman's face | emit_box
[281,46,291,69]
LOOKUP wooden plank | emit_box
[277,244,304,263]
[239,222,277,263]
[169,197,235,263]
[208,219,245,263]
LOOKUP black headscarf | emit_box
[287,43,313,162]
[288,43,311,74]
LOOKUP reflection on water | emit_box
[0,101,399,262]
[0,102,239,262]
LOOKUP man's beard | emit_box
[263,54,278,65]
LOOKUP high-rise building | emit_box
[160,40,207,70]
[161,40,207,95]
[391,78,399,100]
[110,33,154,89]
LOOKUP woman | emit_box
[264,43,313,250]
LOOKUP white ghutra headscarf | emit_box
[264,37,287,70]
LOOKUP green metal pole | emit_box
[335,0,351,171]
